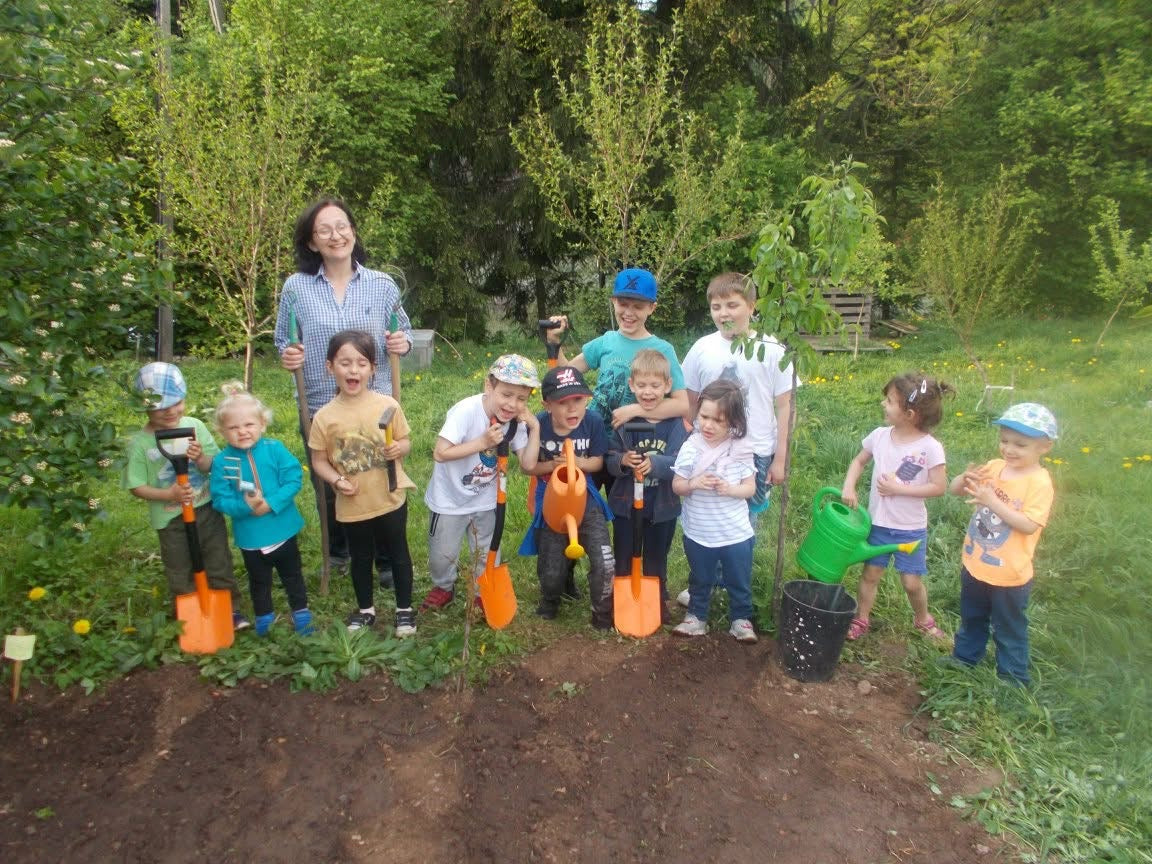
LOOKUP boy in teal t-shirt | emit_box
[121,363,245,627]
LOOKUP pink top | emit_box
[862,426,946,530]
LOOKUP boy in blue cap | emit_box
[947,403,1057,686]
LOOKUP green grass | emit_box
[2,317,1150,861]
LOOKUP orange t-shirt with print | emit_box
[961,460,1053,587]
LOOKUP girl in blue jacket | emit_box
[211,383,312,635]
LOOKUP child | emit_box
[677,271,799,608]
[121,362,247,629]
[421,355,541,611]
[605,350,687,625]
[210,383,312,637]
[545,268,688,431]
[308,330,417,636]
[519,366,615,628]
[948,403,1056,686]
[671,379,758,642]
[840,374,953,641]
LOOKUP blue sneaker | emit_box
[254,613,276,636]
[292,608,314,636]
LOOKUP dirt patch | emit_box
[0,634,1010,863]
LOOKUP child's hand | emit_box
[186,440,203,462]
[963,476,997,507]
[610,403,641,429]
[246,490,271,516]
[517,406,539,431]
[482,423,505,449]
[334,475,358,496]
[875,473,903,497]
[840,487,858,509]
[768,454,787,485]
[381,440,404,461]
[545,315,568,342]
[170,482,194,507]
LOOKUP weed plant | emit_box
[1,319,1149,861]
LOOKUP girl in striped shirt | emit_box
[671,380,758,642]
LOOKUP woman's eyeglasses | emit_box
[313,222,352,239]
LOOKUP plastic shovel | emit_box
[156,427,234,654]
[478,419,517,629]
[612,421,662,637]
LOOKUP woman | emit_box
[274,198,413,581]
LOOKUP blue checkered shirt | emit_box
[275,265,413,415]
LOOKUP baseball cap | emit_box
[612,268,657,303]
[541,365,593,402]
[488,354,540,389]
[993,403,1058,439]
[135,362,187,410]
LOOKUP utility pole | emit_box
[154,0,174,361]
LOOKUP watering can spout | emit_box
[849,539,920,567]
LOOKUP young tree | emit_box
[1089,199,1152,351]
[0,0,156,544]
[512,0,754,326]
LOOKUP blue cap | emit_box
[612,268,657,303]
[993,403,1058,440]
[135,362,187,410]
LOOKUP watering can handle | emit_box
[813,486,845,519]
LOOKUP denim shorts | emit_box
[748,453,773,517]
[864,525,928,575]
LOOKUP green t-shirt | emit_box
[121,418,219,530]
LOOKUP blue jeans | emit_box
[683,536,755,622]
[952,567,1032,685]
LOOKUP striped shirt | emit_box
[274,265,413,415]
[673,433,755,548]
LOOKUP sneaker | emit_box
[232,613,251,631]
[346,610,376,631]
[676,589,690,608]
[419,586,455,611]
[394,608,417,639]
[729,618,757,643]
[672,613,708,637]
[292,608,314,636]
[254,612,276,637]
[535,601,558,620]
[378,566,394,591]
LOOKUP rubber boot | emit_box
[254,612,276,637]
[292,608,314,636]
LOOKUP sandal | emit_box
[847,617,870,641]
[915,615,949,641]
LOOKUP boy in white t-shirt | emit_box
[420,355,541,611]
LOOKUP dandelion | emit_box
[1122,462,1133,469]
[833,375,840,381]
[28,587,46,601]
[1141,455,1152,462]
[415,375,422,381]
[1071,337,1082,344]
[122,626,137,634]
[955,411,964,417]
[1081,447,1091,454]
[72,619,91,635]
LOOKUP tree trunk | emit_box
[770,365,799,623]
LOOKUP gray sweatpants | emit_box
[536,505,614,626]
[427,509,497,591]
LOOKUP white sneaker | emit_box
[673,613,708,637]
[394,608,417,639]
[676,589,691,608]
[729,619,757,644]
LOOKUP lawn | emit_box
[2,315,1149,862]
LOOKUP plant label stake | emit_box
[377,405,398,492]
[612,421,662,637]
[288,305,332,594]
[4,628,36,703]
[478,418,518,629]
[155,427,234,654]
[220,456,256,494]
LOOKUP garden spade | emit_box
[377,405,398,492]
[613,421,662,637]
[155,427,234,654]
[478,418,517,629]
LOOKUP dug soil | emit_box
[1,633,1010,863]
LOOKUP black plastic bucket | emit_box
[778,579,858,683]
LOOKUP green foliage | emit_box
[1088,198,1152,350]
[513,0,756,329]
[0,0,159,538]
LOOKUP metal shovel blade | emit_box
[478,551,517,630]
[176,570,234,654]
[613,559,662,637]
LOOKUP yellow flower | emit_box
[122,626,137,634]
[28,586,46,601]
[1071,337,1082,343]
[1141,455,1152,461]
[73,619,91,635]
[1122,462,1133,469]
[1081,447,1091,454]
[833,375,840,381]
[1051,458,1065,465]
[955,411,964,417]
[415,375,422,381]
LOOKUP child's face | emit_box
[544,395,589,435]
[327,342,374,396]
[146,400,186,430]
[998,428,1052,468]
[612,297,656,338]
[629,371,671,412]
[881,387,913,427]
[483,379,533,423]
[220,408,266,451]
[697,399,731,445]
[709,292,754,340]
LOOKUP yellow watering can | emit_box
[796,486,920,584]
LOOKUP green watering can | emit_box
[796,486,921,584]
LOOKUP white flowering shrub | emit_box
[0,0,160,540]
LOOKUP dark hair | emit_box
[293,198,368,275]
[695,379,748,439]
[884,372,955,431]
[326,330,376,365]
